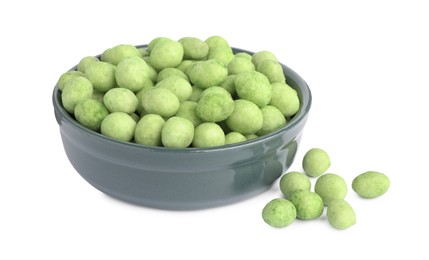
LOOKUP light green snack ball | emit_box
[234,52,252,61]
[200,86,232,99]
[251,50,277,68]
[262,198,296,228]
[245,134,258,140]
[100,112,136,142]
[207,46,234,66]
[57,71,86,91]
[176,60,195,73]
[327,199,356,230]
[115,56,150,92]
[205,35,230,49]
[302,148,331,177]
[175,101,203,127]
[101,44,141,66]
[188,86,204,102]
[147,37,172,52]
[149,40,184,71]
[103,88,138,113]
[225,99,263,135]
[227,57,255,75]
[352,171,390,198]
[189,59,228,89]
[279,171,311,197]
[315,173,348,205]
[288,190,324,220]
[234,71,272,107]
[147,64,158,83]
[142,88,180,118]
[179,37,209,60]
[269,82,300,117]
[135,85,154,115]
[61,76,93,114]
[225,132,246,145]
[161,116,194,148]
[257,59,286,83]
[74,99,109,132]
[77,56,99,73]
[156,68,189,83]
[155,76,192,102]
[257,105,286,136]
[220,75,237,96]
[84,61,116,93]
[192,122,225,147]
[134,114,165,146]
[196,93,234,122]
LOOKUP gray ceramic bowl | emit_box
[53,46,312,210]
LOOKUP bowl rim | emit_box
[53,45,312,154]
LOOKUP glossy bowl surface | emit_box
[53,46,312,210]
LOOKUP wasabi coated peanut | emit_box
[57,71,85,91]
[175,101,203,127]
[84,61,116,93]
[245,134,258,140]
[155,76,192,102]
[103,88,138,113]
[188,86,204,102]
[262,198,296,228]
[288,190,324,220]
[279,171,311,197]
[156,68,189,83]
[162,117,194,148]
[257,59,286,83]
[227,57,256,75]
[200,86,232,99]
[101,44,141,66]
[225,132,247,145]
[77,56,99,73]
[146,64,158,83]
[149,39,184,71]
[315,173,347,205]
[251,50,277,68]
[135,85,154,115]
[100,112,136,142]
[225,99,263,135]
[302,148,331,177]
[147,37,171,52]
[207,46,234,66]
[205,35,230,49]
[327,199,356,230]
[188,59,228,89]
[234,71,272,107]
[220,75,237,96]
[234,52,252,61]
[115,56,151,92]
[352,171,390,198]
[61,76,93,114]
[256,105,286,136]
[269,82,300,117]
[134,114,165,146]
[192,122,225,148]
[74,99,109,132]
[179,37,209,60]
[196,93,235,123]
[176,60,195,73]
[142,88,180,118]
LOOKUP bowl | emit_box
[52,46,312,210]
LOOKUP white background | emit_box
[1,0,428,259]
